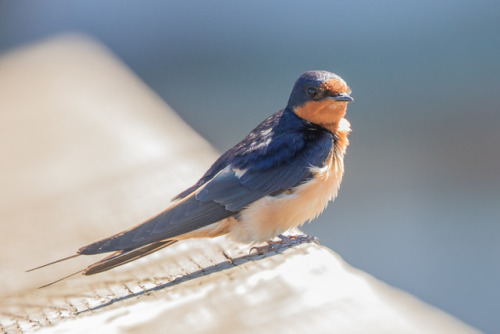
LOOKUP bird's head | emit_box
[287,70,353,132]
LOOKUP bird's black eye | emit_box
[307,87,317,97]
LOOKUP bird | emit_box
[28,70,353,287]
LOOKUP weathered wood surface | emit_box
[0,35,479,334]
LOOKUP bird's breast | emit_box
[228,147,346,243]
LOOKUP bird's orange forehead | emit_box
[321,79,350,94]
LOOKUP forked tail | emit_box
[27,240,177,288]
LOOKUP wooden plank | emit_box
[0,35,479,334]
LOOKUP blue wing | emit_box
[197,132,333,211]
[175,109,333,199]
[79,109,333,254]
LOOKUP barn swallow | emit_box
[28,70,353,286]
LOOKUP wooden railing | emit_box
[0,35,478,334]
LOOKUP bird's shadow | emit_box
[77,238,315,314]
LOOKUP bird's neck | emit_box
[285,108,351,153]
[292,100,350,147]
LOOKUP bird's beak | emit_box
[332,93,354,102]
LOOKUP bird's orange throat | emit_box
[295,100,348,131]
[294,100,351,152]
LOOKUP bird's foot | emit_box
[278,233,321,246]
[249,240,280,254]
[249,233,320,254]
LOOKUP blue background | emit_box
[1,1,498,332]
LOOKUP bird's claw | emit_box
[278,234,321,246]
[249,241,278,254]
[249,233,320,254]
[284,234,321,245]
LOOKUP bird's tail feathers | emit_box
[30,240,177,288]
[37,269,85,289]
[83,240,177,275]
[26,253,81,272]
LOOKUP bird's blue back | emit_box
[176,108,335,201]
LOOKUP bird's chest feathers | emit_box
[232,143,347,243]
